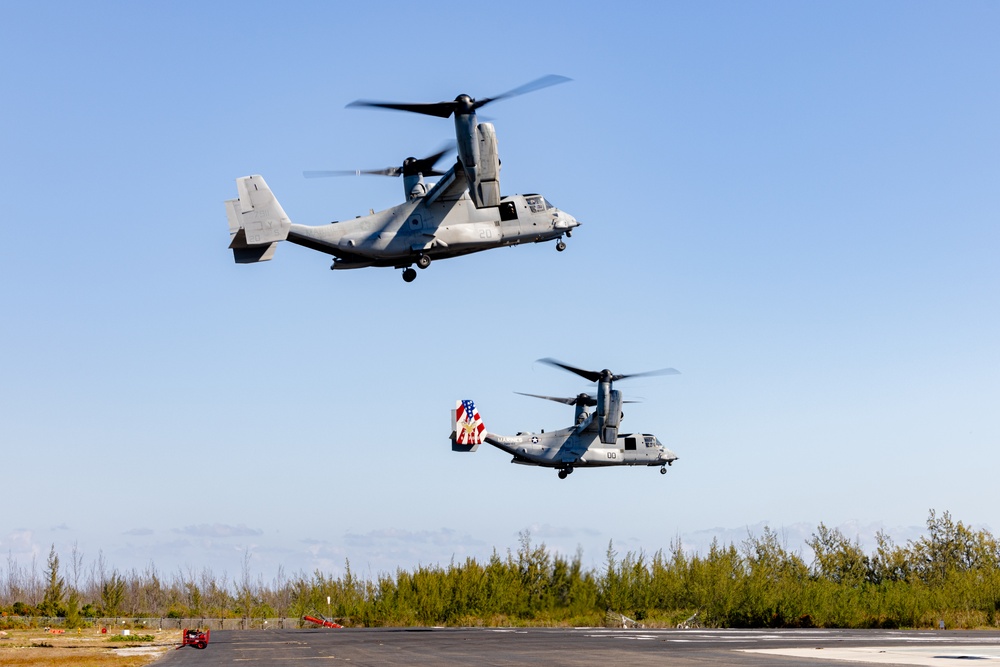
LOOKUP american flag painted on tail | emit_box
[455,399,486,445]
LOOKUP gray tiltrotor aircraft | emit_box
[224,76,579,282]
[452,359,679,479]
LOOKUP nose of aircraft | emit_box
[554,213,579,230]
[659,447,678,464]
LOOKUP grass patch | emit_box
[0,627,169,667]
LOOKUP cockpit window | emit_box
[644,436,657,448]
[524,195,553,213]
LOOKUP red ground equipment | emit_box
[178,628,210,649]
[303,615,342,629]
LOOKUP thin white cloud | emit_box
[343,527,485,549]
[175,523,263,538]
[122,528,154,536]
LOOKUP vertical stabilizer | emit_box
[224,175,292,263]
[452,399,486,451]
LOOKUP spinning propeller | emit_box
[515,392,639,407]
[347,75,570,209]
[346,75,572,119]
[536,358,680,384]
[303,145,453,180]
[520,359,675,440]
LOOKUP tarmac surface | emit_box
[155,627,1000,666]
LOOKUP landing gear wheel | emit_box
[416,254,431,269]
[556,240,566,252]
[660,466,667,475]
[402,268,417,283]
[558,470,568,480]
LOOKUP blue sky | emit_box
[1,1,998,582]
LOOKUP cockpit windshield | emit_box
[524,195,554,213]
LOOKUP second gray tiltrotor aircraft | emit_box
[452,359,679,479]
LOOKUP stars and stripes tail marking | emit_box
[456,399,486,445]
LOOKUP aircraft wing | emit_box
[423,162,468,205]
[551,415,597,464]
[573,413,597,435]
[554,434,590,464]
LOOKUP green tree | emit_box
[517,531,551,617]
[909,510,999,584]
[39,545,65,617]
[869,529,910,584]
[101,571,126,617]
[65,590,82,629]
[808,524,869,586]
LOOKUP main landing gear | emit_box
[558,466,574,480]
[401,254,432,282]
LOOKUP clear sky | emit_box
[1,1,997,583]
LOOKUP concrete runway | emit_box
[155,627,1000,666]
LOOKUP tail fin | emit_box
[451,399,486,452]
[224,175,292,263]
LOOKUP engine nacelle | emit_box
[474,122,500,207]
[403,174,428,200]
[606,389,623,429]
[597,387,623,444]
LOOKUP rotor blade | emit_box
[515,392,577,406]
[346,100,457,119]
[305,143,454,181]
[475,74,572,110]
[403,144,454,177]
[536,358,602,383]
[515,391,597,407]
[614,368,681,381]
[303,168,401,178]
[539,358,680,383]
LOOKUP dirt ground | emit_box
[0,627,178,667]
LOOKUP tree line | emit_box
[3,510,999,628]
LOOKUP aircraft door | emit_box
[621,436,637,462]
[499,200,519,239]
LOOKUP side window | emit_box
[624,437,637,451]
[500,201,518,221]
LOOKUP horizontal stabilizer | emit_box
[451,432,478,453]
[232,242,279,263]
